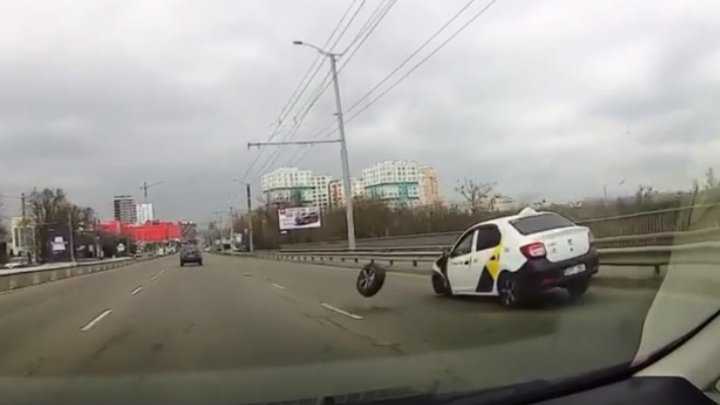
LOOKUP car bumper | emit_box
[516,248,599,292]
[181,257,202,263]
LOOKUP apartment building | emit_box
[261,167,330,209]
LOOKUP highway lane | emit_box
[0,254,660,404]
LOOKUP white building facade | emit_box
[361,161,440,208]
[136,203,155,224]
[261,167,331,210]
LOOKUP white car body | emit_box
[431,208,599,305]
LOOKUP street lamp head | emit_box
[292,40,303,45]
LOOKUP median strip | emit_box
[320,302,363,320]
[80,309,113,332]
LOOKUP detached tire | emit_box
[356,263,386,297]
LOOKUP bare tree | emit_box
[455,178,496,214]
[704,167,718,191]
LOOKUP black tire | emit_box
[498,272,522,307]
[431,273,452,296]
[356,263,386,297]
[566,277,590,301]
[198,260,203,266]
[180,262,185,267]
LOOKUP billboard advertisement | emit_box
[278,207,321,230]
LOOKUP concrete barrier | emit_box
[0,256,163,294]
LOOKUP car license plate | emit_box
[564,264,586,276]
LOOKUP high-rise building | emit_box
[261,167,331,209]
[328,178,366,207]
[361,160,441,208]
[419,165,441,206]
[136,203,155,224]
[113,195,137,224]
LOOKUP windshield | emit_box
[1,1,719,404]
[510,213,575,235]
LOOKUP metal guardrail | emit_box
[281,203,720,250]
[278,227,720,253]
[250,241,720,277]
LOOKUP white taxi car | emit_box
[431,208,599,306]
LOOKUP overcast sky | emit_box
[1,0,719,224]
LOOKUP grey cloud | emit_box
[2,0,720,223]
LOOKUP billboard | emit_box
[278,207,321,230]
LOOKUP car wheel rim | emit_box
[359,268,375,291]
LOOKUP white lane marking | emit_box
[159,270,165,275]
[151,275,158,281]
[0,290,16,296]
[270,283,286,290]
[320,303,363,320]
[80,309,113,332]
[130,286,143,296]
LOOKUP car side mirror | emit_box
[442,247,450,257]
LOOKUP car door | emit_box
[446,229,478,293]
[471,225,503,294]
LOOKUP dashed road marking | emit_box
[320,303,363,320]
[130,286,143,296]
[270,283,286,290]
[80,309,113,332]
[151,275,158,281]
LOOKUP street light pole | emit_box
[293,40,356,250]
[232,180,254,252]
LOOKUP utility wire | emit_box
[242,0,359,181]
[344,0,478,115]
[344,0,502,123]
[284,0,398,167]
[298,0,502,167]
[254,0,378,176]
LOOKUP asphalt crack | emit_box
[322,317,407,356]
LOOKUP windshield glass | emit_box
[1,1,719,404]
[510,213,575,235]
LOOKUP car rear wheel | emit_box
[566,277,590,301]
[180,262,184,267]
[498,272,521,307]
[198,260,203,266]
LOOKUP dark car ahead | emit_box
[180,246,203,266]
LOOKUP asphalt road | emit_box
[0,254,660,404]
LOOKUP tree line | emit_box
[231,169,720,249]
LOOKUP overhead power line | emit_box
[241,0,360,182]
[255,0,395,176]
[292,0,502,169]
[344,0,502,122]
[283,0,398,167]
[344,0,478,115]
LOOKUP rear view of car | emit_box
[180,246,203,267]
[509,212,599,301]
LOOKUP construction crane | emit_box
[139,181,164,202]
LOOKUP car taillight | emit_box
[520,242,546,259]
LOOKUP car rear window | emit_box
[510,213,575,235]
